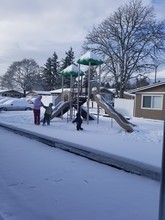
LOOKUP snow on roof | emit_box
[51,88,70,93]
[78,51,103,62]
[27,90,51,95]
[0,90,8,93]
[128,81,165,94]
[63,64,82,73]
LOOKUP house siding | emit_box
[135,93,165,120]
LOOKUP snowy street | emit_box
[0,127,159,220]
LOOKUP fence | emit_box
[114,98,134,118]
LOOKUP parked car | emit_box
[0,97,15,104]
[0,99,33,111]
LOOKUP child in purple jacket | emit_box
[33,95,43,125]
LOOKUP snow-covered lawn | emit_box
[0,101,164,219]
[0,107,163,168]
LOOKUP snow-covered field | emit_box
[0,95,164,219]
[0,101,163,168]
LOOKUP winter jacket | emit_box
[72,113,83,125]
[43,103,53,116]
[33,95,43,110]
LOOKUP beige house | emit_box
[130,82,165,120]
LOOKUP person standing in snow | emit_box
[42,103,53,125]
[72,112,83,131]
[33,95,43,125]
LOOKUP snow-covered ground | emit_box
[0,95,164,219]
[0,97,163,168]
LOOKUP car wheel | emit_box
[1,107,7,111]
[25,107,32,111]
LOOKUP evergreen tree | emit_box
[60,47,75,70]
[42,58,53,90]
[42,52,60,90]
[51,52,61,89]
[60,47,75,88]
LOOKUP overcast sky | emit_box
[0,0,164,75]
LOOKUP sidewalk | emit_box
[0,122,160,181]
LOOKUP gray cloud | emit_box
[0,0,164,75]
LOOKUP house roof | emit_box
[26,90,51,95]
[0,89,23,94]
[51,88,70,94]
[128,81,165,94]
[0,90,8,93]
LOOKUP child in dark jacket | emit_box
[42,103,53,125]
[72,112,83,131]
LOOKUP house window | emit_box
[142,95,163,110]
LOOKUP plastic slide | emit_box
[40,101,70,122]
[94,94,134,132]
[80,106,95,120]
[50,101,70,119]
[73,97,95,120]
[50,98,95,121]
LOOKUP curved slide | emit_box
[41,99,95,122]
[50,101,70,119]
[94,94,134,132]
[41,101,70,122]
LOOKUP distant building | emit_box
[0,90,24,98]
[26,90,51,97]
[129,82,165,120]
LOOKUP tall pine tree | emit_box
[51,52,61,89]
[42,58,53,91]
[60,47,75,88]
[42,52,60,90]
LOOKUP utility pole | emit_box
[159,117,165,220]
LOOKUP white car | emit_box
[0,99,33,111]
[0,97,15,104]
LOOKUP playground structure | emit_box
[50,96,95,121]
[93,94,135,133]
[46,51,135,132]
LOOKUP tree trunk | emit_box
[119,86,124,98]
[23,90,26,97]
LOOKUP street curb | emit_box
[0,122,160,182]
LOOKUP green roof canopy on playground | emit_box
[60,51,104,123]
[77,51,104,124]
[60,64,84,77]
[77,51,104,66]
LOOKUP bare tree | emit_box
[83,0,165,97]
[0,70,15,90]
[150,57,165,83]
[1,59,40,96]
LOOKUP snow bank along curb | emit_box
[0,123,160,182]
